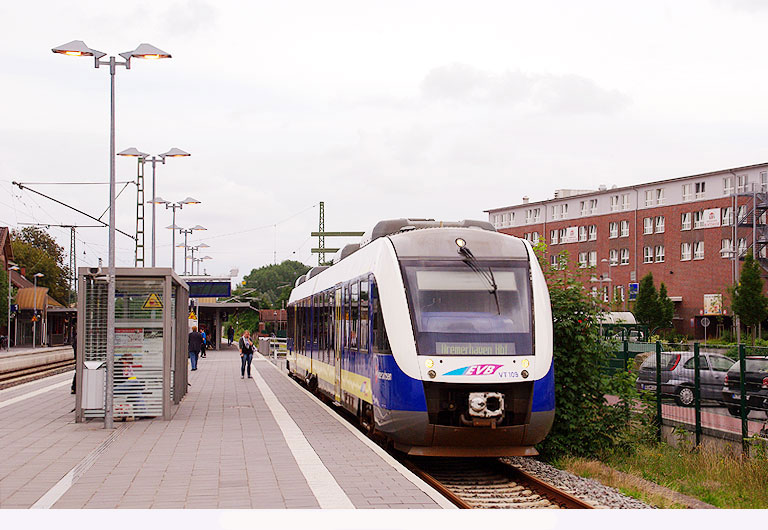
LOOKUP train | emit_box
[286,218,554,456]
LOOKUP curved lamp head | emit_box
[197,243,210,248]
[166,224,182,230]
[148,196,169,205]
[182,197,201,205]
[191,225,207,231]
[160,148,190,159]
[201,256,213,260]
[52,40,105,59]
[34,272,45,278]
[118,147,149,158]
[119,43,171,62]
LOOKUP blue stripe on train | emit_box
[531,361,555,412]
[373,354,427,412]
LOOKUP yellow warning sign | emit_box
[142,293,163,310]
[188,310,197,320]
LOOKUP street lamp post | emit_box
[32,273,44,349]
[155,198,201,271]
[178,229,207,275]
[191,256,213,275]
[7,263,19,351]
[53,40,172,430]
[118,147,191,266]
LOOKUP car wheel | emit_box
[675,386,695,407]
[727,405,741,417]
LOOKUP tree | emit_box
[633,273,658,330]
[657,282,674,332]
[0,268,8,330]
[730,249,768,345]
[533,243,640,458]
[242,260,311,309]
[11,227,71,304]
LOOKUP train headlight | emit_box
[521,359,529,369]
[521,370,529,379]
[455,238,466,248]
[428,370,436,379]
[425,359,434,369]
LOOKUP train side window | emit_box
[351,281,359,351]
[344,284,350,350]
[360,279,369,353]
[371,278,391,354]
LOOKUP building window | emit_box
[693,210,704,229]
[620,248,629,265]
[580,201,587,217]
[655,245,665,263]
[681,242,692,261]
[551,205,559,220]
[620,220,629,237]
[738,238,747,256]
[655,216,665,233]
[737,174,749,193]
[721,239,733,258]
[643,246,653,263]
[656,188,665,205]
[724,176,734,195]
[695,181,706,199]
[693,241,704,260]
[561,204,568,219]
[722,207,733,226]
[645,190,654,207]
[610,195,619,212]
[603,286,609,303]
[526,210,533,224]
[643,217,653,234]
[762,171,768,192]
[578,226,587,242]
[589,199,598,214]
[588,225,597,241]
[622,193,630,210]
[578,252,588,268]
[616,285,625,302]
[609,222,618,238]
[550,229,558,245]
[681,212,691,231]
[550,254,559,269]
[609,249,619,266]
[588,250,597,267]
[523,233,531,241]
[559,228,567,241]
[738,205,746,223]
[531,232,540,245]
[682,183,693,202]
[591,286,598,299]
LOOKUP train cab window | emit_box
[350,281,360,351]
[360,280,369,353]
[371,278,392,354]
[401,260,532,356]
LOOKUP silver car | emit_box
[636,351,736,406]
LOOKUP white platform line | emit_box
[251,369,355,509]
[0,380,71,410]
[257,354,456,509]
[31,424,128,509]
[0,371,71,397]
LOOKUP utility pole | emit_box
[311,201,364,265]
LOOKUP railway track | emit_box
[405,457,594,509]
[0,360,75,390]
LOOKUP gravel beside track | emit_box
[503,457,653,509]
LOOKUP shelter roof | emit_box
[15,287,63,309]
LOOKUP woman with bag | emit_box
[239,330,254,379]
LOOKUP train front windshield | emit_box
[402,260,532,356]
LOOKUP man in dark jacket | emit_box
[70,329,77,394]
[188,326,203,371]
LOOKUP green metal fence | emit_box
[608,341,768,456]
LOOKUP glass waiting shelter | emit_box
[75,268,190,422]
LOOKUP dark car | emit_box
[636,351,735,406]
[721,356,768,417]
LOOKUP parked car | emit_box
[636,351,735,406]
[721,356,768,417]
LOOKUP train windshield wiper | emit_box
[458,245,500,315]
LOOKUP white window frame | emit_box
[682,183,693,202]
[532,232,540,245]
[681,243,692,261]
[656,188,665,205]
[621,194,630,210]
[655,216,665,234]
[589,199,598,214]
[681,212,691,231]
[722,207,733,226]
[738,238,747,256]
[721,239,732,259]
[580,201,587,217]
[693,241,704,260]
[578,226,587,242]
[738,175,749,193]
[693,210,704,229]
[610,195,619,212]
[643,246,653,263]
[609,222,618,239]
[620,248,629,265]
[578,252,587,268]
[550,229,558,245]
[643,217,653,234]
[645,190,654,207]
[723,176,734,196]
[588,250,597,268]
[620,220,629,238]
[588,225,597,241]
[561,203,568,219]
[762,171,768,193]
[551,205,559,220]
[609,249,619,266]
[695,181,705,199]
[655,245,665,263]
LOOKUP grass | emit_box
[555,443,768,509]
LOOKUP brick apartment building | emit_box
[485,162,768,338]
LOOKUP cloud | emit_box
[420,63,630,115]
[713,0,768,11]
[163,0,218,36]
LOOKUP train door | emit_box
[334,287,342,402]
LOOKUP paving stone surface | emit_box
[0,346,444,509]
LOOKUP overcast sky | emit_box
[2,0,767,283]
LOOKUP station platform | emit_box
[0,345,453,509]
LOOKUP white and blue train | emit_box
[286,219,554,456]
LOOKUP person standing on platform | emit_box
[200,327,207,358]
[239,330,254,379]
[188,326,203,371]
[227,325,234,346]
[70,329,77,394]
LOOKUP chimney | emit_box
[20,266,26,278]
[522,196,529,204]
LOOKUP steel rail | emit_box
[0,360,75,390]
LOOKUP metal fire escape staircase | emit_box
[736,189,768,273]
